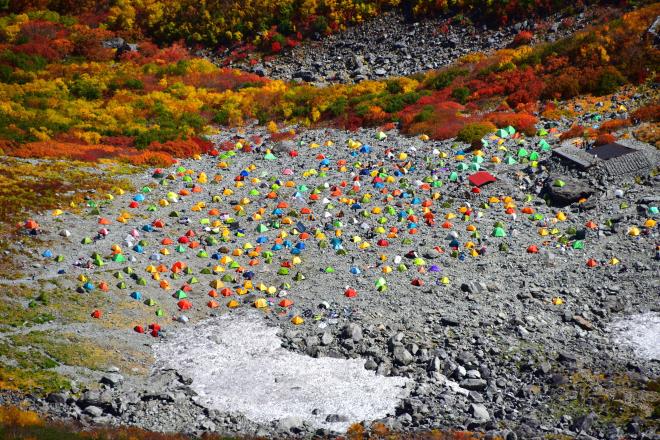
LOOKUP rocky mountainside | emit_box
[228,10,593,83]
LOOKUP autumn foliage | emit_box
[0,3,658,162]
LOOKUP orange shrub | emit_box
[121,151,175,166]
[560,125,586,140]
[595,133,616,145]
[148,138,208,157]
[631,104,660,123]
[598,118,630,134]
[270,131,296,142]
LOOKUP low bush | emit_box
[487,112,538,135]
[457,121,497,145]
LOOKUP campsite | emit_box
[0,1,658,439]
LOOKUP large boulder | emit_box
[543,176,594,207]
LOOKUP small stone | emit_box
[573,315,595,331]
[460,379,487,391]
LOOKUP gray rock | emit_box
[341,323,363,342]
[460,379,488,391]
[393,346,414,366]
[572,412,597,433]
[470,403,490,422]
[100,373,124,387]
[427,356,442,372]
[46,392,69,404]
[544,176,594,207]
[325,413,349,423]
[461,281,487,294]
[84,405,103,417]
[102,37,126,49]
[277,416,304,432]
[320,330,334,346]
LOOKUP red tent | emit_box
[177,300,192,310]
[468,171,497,187]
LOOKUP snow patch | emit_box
[609,312,660,361]
[153,313,411,432]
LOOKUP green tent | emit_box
[492,227,506,237]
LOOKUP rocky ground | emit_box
[221,9,596,84]
[0,7,658,440]
[1,86,658,439]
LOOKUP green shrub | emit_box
[70,79,101,100]
[413,105,435,123]
[328,97,347,117]
[213,109,230,125]
[386,80,403,94]
[595,67,626,95]
[123,78,144,90]
[457,121,497,145]
[426,67,469,90]
[451,87,470,104]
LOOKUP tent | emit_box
[468,171,496,188]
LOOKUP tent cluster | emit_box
[28,125,657,334]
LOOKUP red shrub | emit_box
[138,41,160,59]
[70,25,114,61]
[18,20,59,42]
[271,41,282,53]
[502,67,544,106]
[101,136,135,148]
[190,136,213,153]
[154,44,190,63]
[512,30,533,47]
[486,112,538,135]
